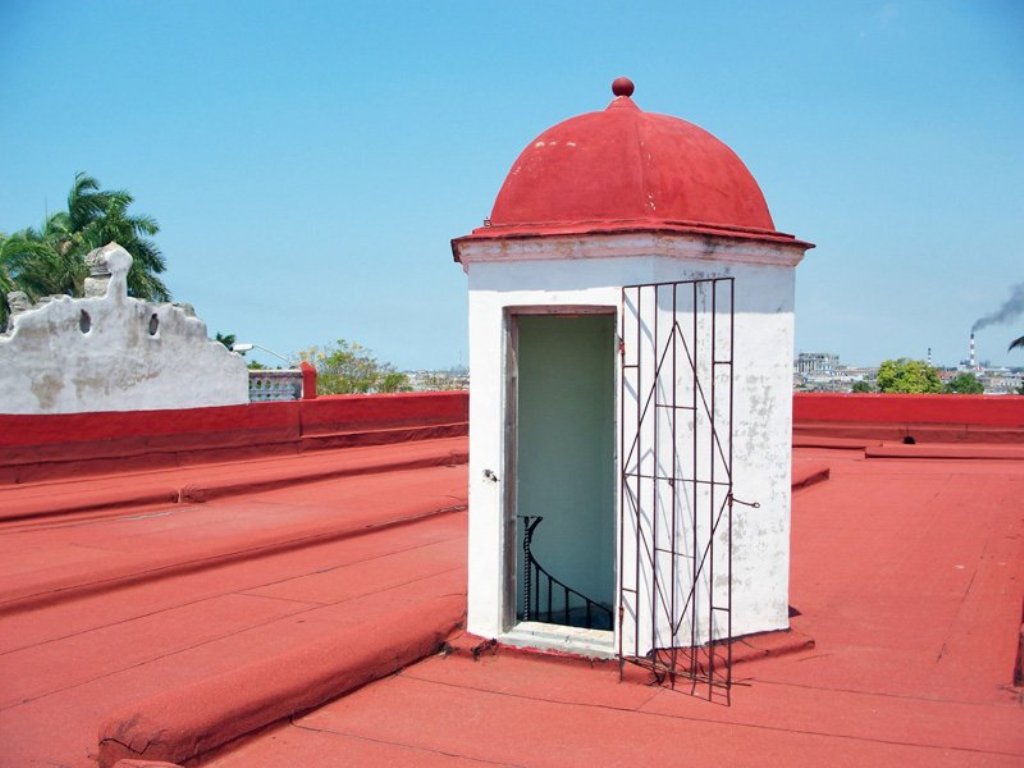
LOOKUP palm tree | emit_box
[5,219,87,297]
[1010,335,1024,352]
[67,174,169,300]
[0,227,85,327]
[0,173,170,319]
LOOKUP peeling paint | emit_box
[30,372,64,410]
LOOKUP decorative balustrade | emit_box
[248,369,303,402]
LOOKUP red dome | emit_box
[470,80,786,242]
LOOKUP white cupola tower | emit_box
[452,78,813,689]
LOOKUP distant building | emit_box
[796,352,839,375]
[794,355,876,393]
[406,368,470,391]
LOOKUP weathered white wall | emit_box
[460,232,806,651]
[0,243,248,414]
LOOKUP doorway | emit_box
[508,311,616,631]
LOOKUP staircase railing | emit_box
[519,515,613,630]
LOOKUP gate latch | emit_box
[728,494,760,509]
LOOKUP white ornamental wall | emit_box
[460,233,805,648]
[0,243,248,414]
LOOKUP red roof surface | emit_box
[1,408,1021,767]
[209,444,1024,768]
[461,78,808,247]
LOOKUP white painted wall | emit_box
[460,232,807,653]
[0,243,248,414]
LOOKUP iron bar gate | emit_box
[618,277,735,703]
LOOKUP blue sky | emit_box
[2,1,1022,369]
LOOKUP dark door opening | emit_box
[511,312,616,630]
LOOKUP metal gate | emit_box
[618,277,737,702]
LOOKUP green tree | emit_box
[56,172,169,300]
[875,358,943,394]
[1,225,87,305]
[851,379,874,393]
[0,172,169,325]
[299,339,412,395]
[944,372,984,394]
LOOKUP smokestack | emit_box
[969,332,977,370]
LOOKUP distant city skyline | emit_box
[793,350,1022,395]
[2,1,1022,370]
[796,336,1023,370]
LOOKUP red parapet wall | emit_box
[794,393,1024,427]
[0,392,469,483]
[794,392,1024,443]
[0,402,301,448]
[4,391,1015,483]
[301,391,470,434]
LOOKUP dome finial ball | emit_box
[611,77,634,97]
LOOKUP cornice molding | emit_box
[455,231,808,272]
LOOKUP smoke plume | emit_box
[972,282,1024,333]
